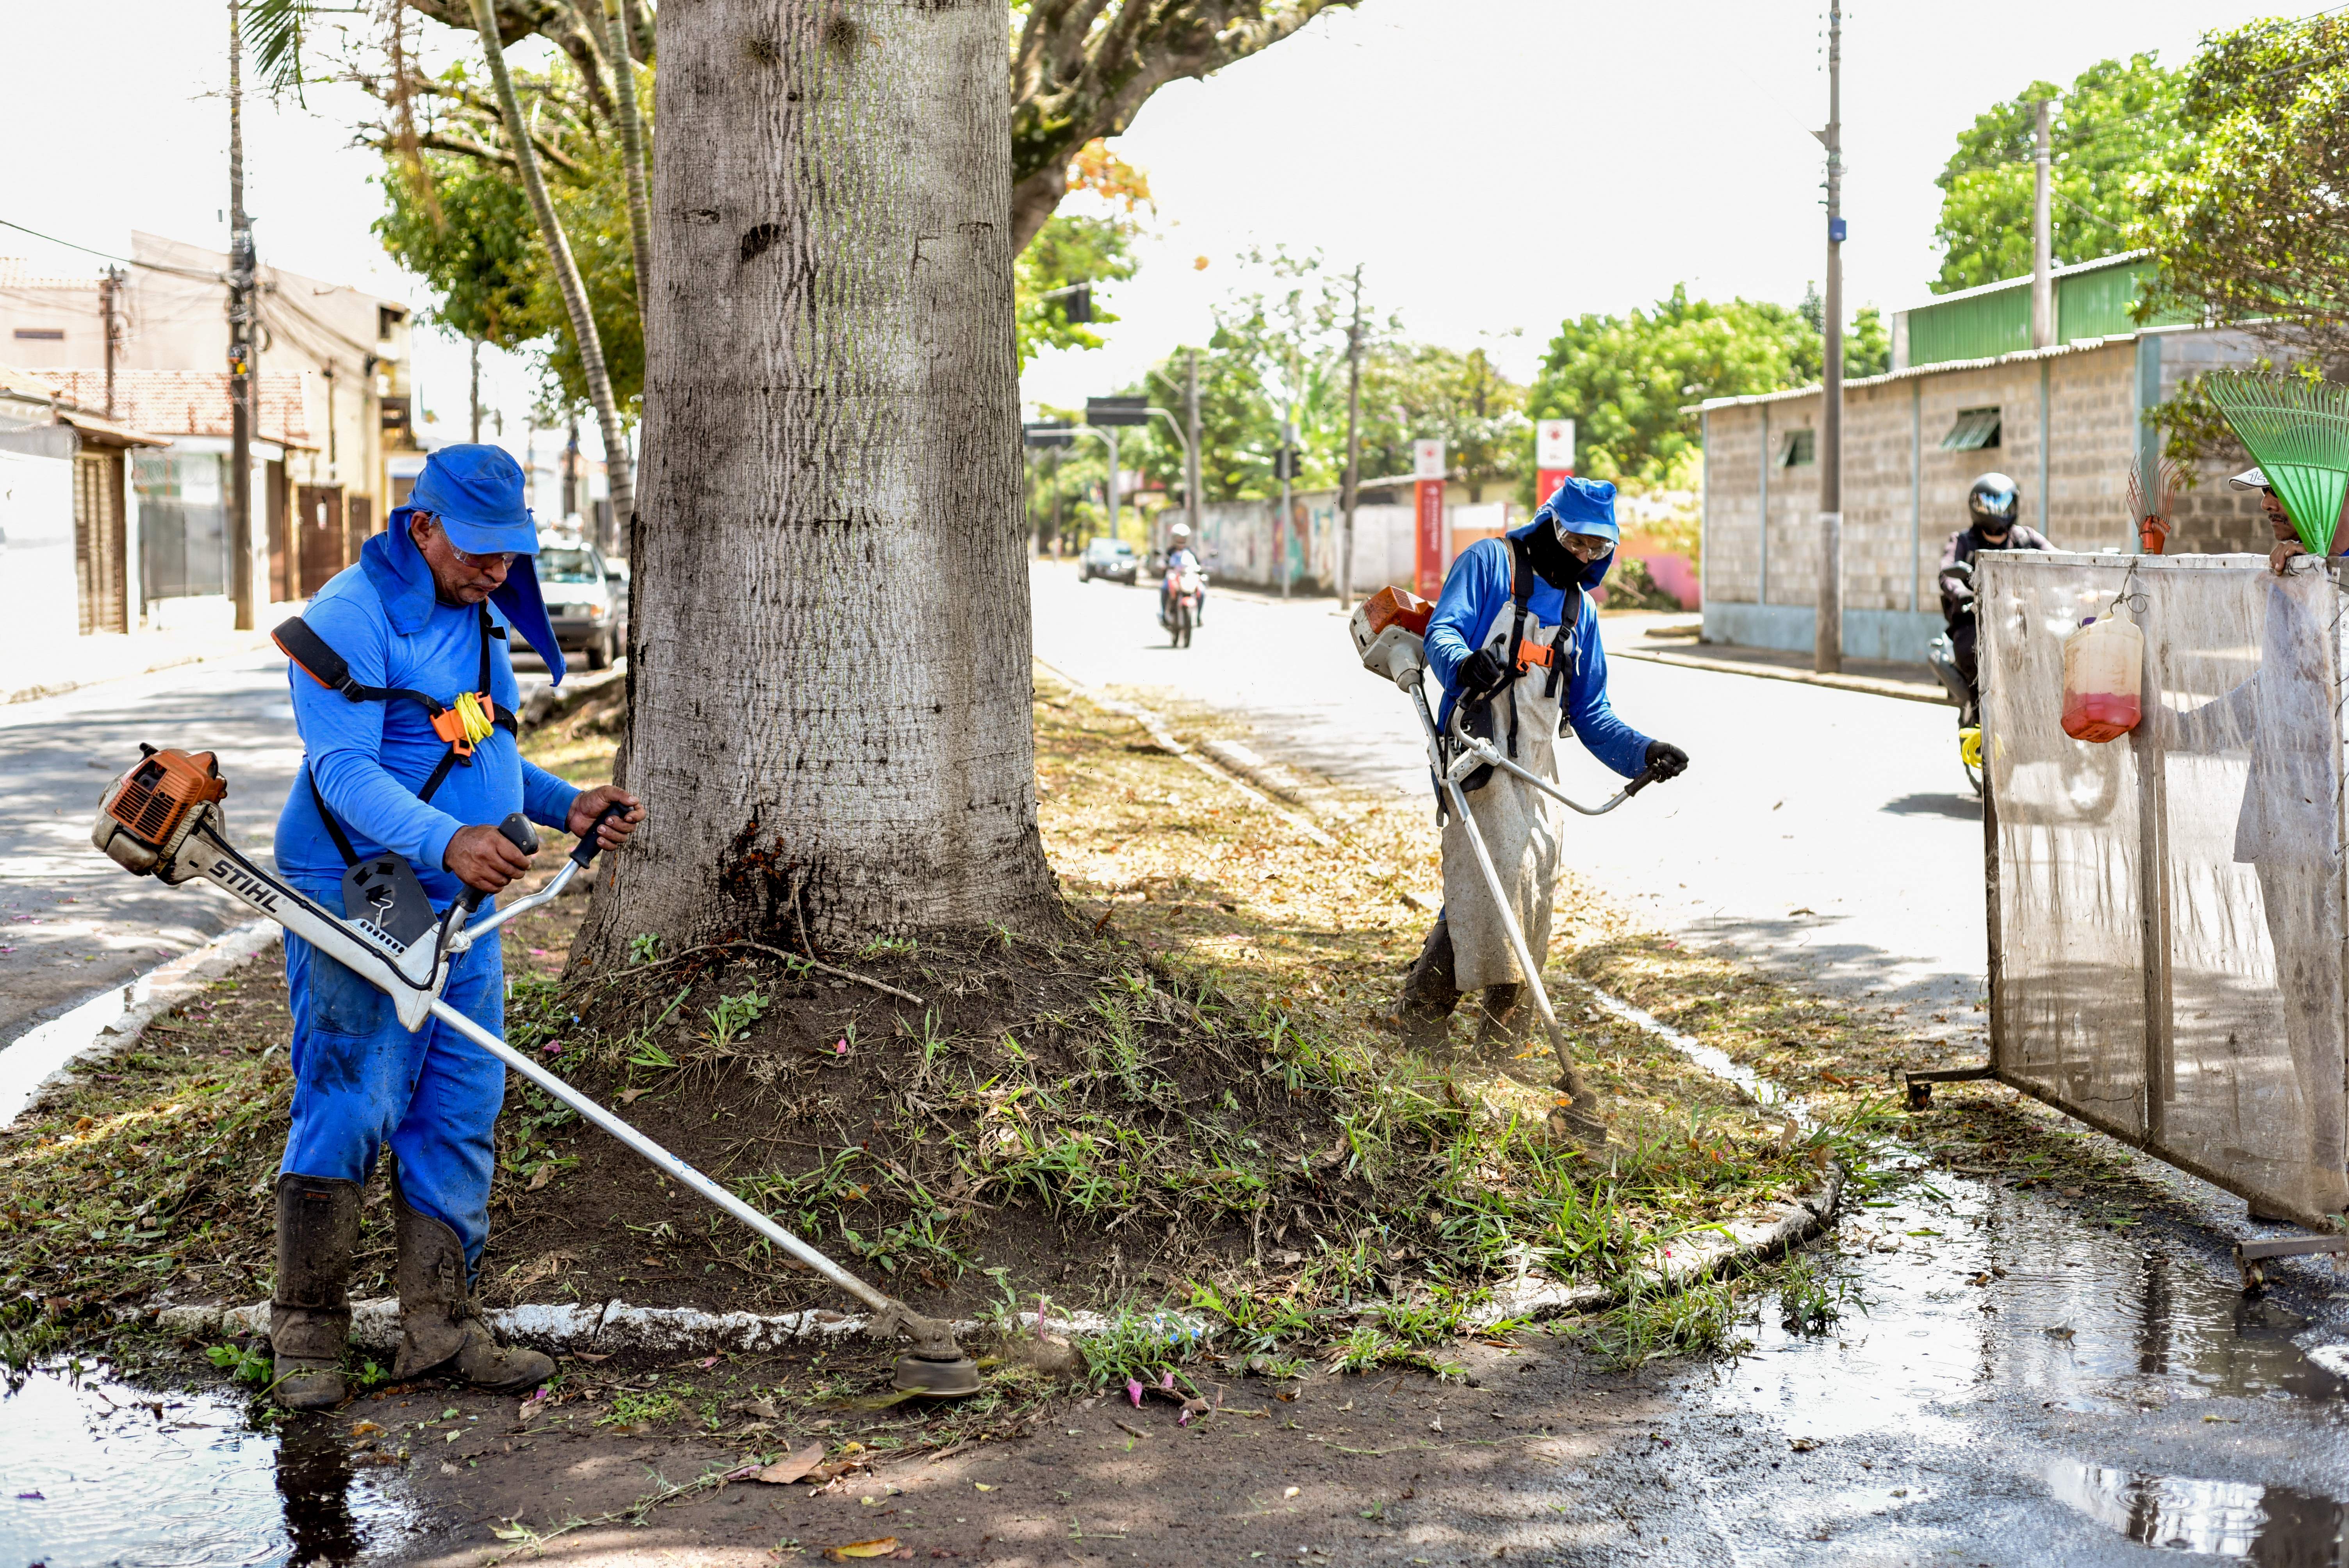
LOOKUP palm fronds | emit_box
[2203,371,2349,556]
[246,0,310,103]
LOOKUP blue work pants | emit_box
[278,896,507,1274]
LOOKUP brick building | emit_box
[1698,253,2274,661]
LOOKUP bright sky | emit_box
[0,0,2299,456]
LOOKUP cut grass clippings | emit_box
[5,667,1872,1396]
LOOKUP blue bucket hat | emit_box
[1536,476,1618,545]
[392,444,541,558]
[382,443,567,685]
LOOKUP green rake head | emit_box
[2203,371,2349,556]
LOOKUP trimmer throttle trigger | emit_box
[1622,766,1662,798]
[460,813,542,912]
[570,802,631,869]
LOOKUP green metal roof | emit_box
[1903,252,2196,367]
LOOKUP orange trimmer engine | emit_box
[1351,585,1436,688]
[93,746,227,877]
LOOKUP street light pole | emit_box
[226,0,257,630]
[1278,417,1294,601]
[1813,0,1844,675]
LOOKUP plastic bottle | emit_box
[2060,612,2143,742]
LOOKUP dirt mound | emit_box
[483,925,1377,1320]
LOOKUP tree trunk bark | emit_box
[574,0,1057,964]
[465,0,636,533]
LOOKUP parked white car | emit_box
[535,531,629,669]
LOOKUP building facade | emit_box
[1700,314,2273,663]
[0,234,418,627]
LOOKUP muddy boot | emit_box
[1475,984,1530,1050]
[269,1173,359,1411]
[391,1185,554,1393]
[1385,918,1461,1048]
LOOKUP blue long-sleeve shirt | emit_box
[274,528,581,902]
[1424,526,1653,780]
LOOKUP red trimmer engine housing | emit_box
[93,746,227,878]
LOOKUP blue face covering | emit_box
[367,517,568,687]
[381,444,567,684]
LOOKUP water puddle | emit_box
[2048,1460,2349,1559]
[0,1363,422,1567]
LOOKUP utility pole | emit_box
[226,0,258,630]
[2031,98,2055,349]
[1278,416,1294,600]
[469,337,483,443]
[565,413,580,521]
[1340,264,1363,606]
[1185,349,1201,543]
[1813,0,1844,675]
[99,266,123,419]
[1105,427,1120,543]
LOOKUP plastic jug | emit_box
[2060,612,2143,742]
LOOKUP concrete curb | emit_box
[1613,646,1950,706]
[148,1178,1841,1359]
[0,919,282,1131]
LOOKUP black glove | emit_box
[1458,647,1511,700]
[1645,740,1689,780]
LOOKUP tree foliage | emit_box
[2133,16,2349,361]
[372,60,642,414]
[1530,286,1884,488]
[1014,146,1151,364]
[1932,53,2188,293]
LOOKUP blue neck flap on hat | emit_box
[368,512,569,686]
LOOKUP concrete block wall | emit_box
[1701,328,2274,659]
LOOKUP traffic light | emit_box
[1023,422,1077,448]
[1064,283,1093,324]
[1085,396,1151,428]
[1273,446,1304,480]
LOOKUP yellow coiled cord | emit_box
[451,690,497,746]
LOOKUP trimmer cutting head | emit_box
[891,1352,983,1397]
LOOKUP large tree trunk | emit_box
[574,0,1057,964]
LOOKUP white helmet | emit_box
[1170,523,1191,542]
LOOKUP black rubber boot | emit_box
[1475,983,1530,1049]
[269,1173,360,1411]
[391,1182,554,1392]
[1386,918,1461,1048]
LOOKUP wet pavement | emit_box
[0,1361,427,1566]
[12,1142,2349,1565]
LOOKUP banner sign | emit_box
[1414,439,1446,597]
[1536,418,1576,506]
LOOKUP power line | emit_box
[0,217,225,284]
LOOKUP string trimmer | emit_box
[90,746,980,1397]
[1351,589,1657,1133]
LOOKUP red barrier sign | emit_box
[1413,438,1446,598]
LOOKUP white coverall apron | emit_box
[1439,617,1568,993]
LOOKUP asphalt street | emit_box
[1029,559,1987,1023]
[0,649,558,1051]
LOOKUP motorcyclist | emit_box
[1160,523,1204,626]
[1938,472,2054,696]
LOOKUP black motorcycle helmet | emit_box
[1968,472,2020,532]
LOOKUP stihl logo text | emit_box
[210,859,281,912]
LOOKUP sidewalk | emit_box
[2,625,283,706]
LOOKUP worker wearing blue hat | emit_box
[266,444,643,1409]
[1388,476,1688,1060]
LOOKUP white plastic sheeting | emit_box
[1981,552,2349,1225]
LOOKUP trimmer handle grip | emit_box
[1622,766,1662,798]
[460,813,541,912]
[570,801,631,869]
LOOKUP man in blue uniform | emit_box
[267,445,642,1409]
[1388,477,1686,1055]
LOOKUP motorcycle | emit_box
[1162,562,1205,648]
